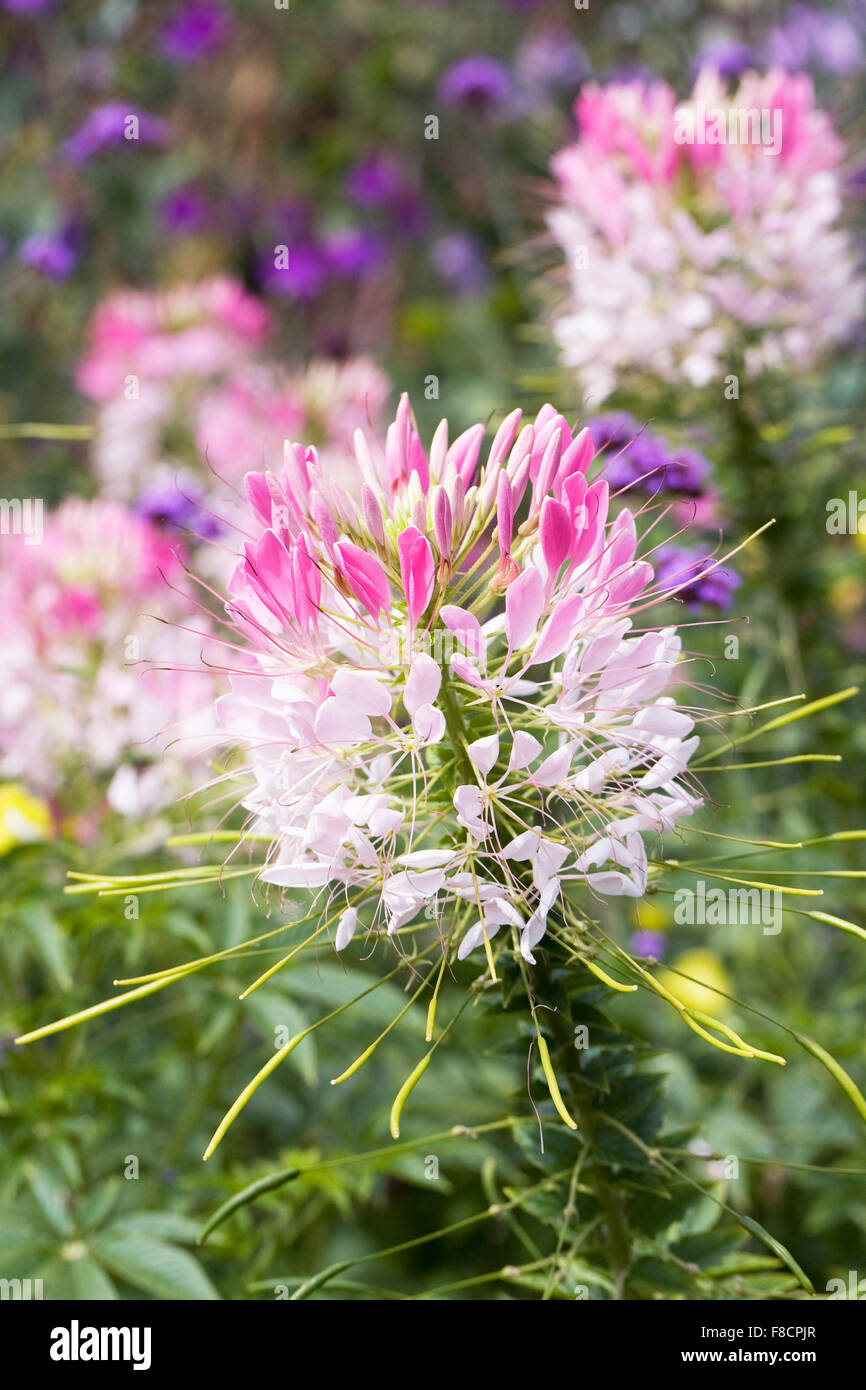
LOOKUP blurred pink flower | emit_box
[548,67,863,402]
[0,499,217,817]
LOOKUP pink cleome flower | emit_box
[548,67,864,402]
[209,396,705,965]
[0,499,216,817]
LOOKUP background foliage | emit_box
[1,0,864,1299]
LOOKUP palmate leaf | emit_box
[69,1258,119,1301]
[91,1228,220,1300]
[26,1166,74,1240]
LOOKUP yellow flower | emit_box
[659,949,733,1016]
[829,574,864,618]
[0,784,53,855]
[635,899,668,932]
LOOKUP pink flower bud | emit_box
[361,484,386,546]
[398,525,436,628]
[335,539,391,618]
[539,496,572,578]
[433,487,453,560]
[496,471,514,559]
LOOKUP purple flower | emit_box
[516,30,589,99]
[64,103,167,162]
[629,930,666,960]
[323,228,385,277]
[694,40,757,82]
[18,225,81,279]
[767,5,863,75]
[346,153,409,208]
[661,448,711,497]
[430,231,489,296]
[260,241,327,299]
[266,197,313,242]
[589,415,710,497]
[134,482,222,540]
[2,0,52,11]
[160,184,211,235]
[589,413,670,491]
[438,56,514,114]
[159,1,230,64]
[656,546,740,611]
[345,154,427,238]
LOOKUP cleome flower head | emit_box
[547,67,864,403]
[0,498,216,821]
[211,395,706,967]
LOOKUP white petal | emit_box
[412,703,446,745]
[330,668,391,717]
[314,698,372,744]
[335,907,358,951]
[508,731,542,772]
[404,653,442,716]
[468,733,500,778]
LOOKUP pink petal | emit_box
[539,497,573,576]
[314,698,372,744]
[505,566,544,650]
[441,605,485,661]
[531,594,584,665]
[413,703,446,744]
[335,540,391,617]
[398,526,435,628]
[447,424,486,485]
[404,652,442,715]
[496,471,514,559]
[530,743,576,788]
[330,669,391,717]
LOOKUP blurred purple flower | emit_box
[516,29,589,99]
[693,40,757,81]
[662,448,711,497]
[589,413,670,489]
[134,482,222,539]
[64,103,167,162]
[346,154,426,238]
[346,153,409,207]
[629,930,666,960]
[160,184,211,235]
[159,1,231,64]
[266,197,313,242]
[2,0,53,11]
[767,5,863,75]
[656,546,740,610]
[438,56,514,114]
[323,228,385,277]
[260,241,327,299]
[589,415,710,497]
[18,225,81,279]
[430,231,488,296]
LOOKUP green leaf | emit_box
[92,1230,220,1300]
[21,903,72,991]
[77,1178,121,1234]
[70,1257,118,1301]
[26,1167,74,1239]
[111,1211,203,1244]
